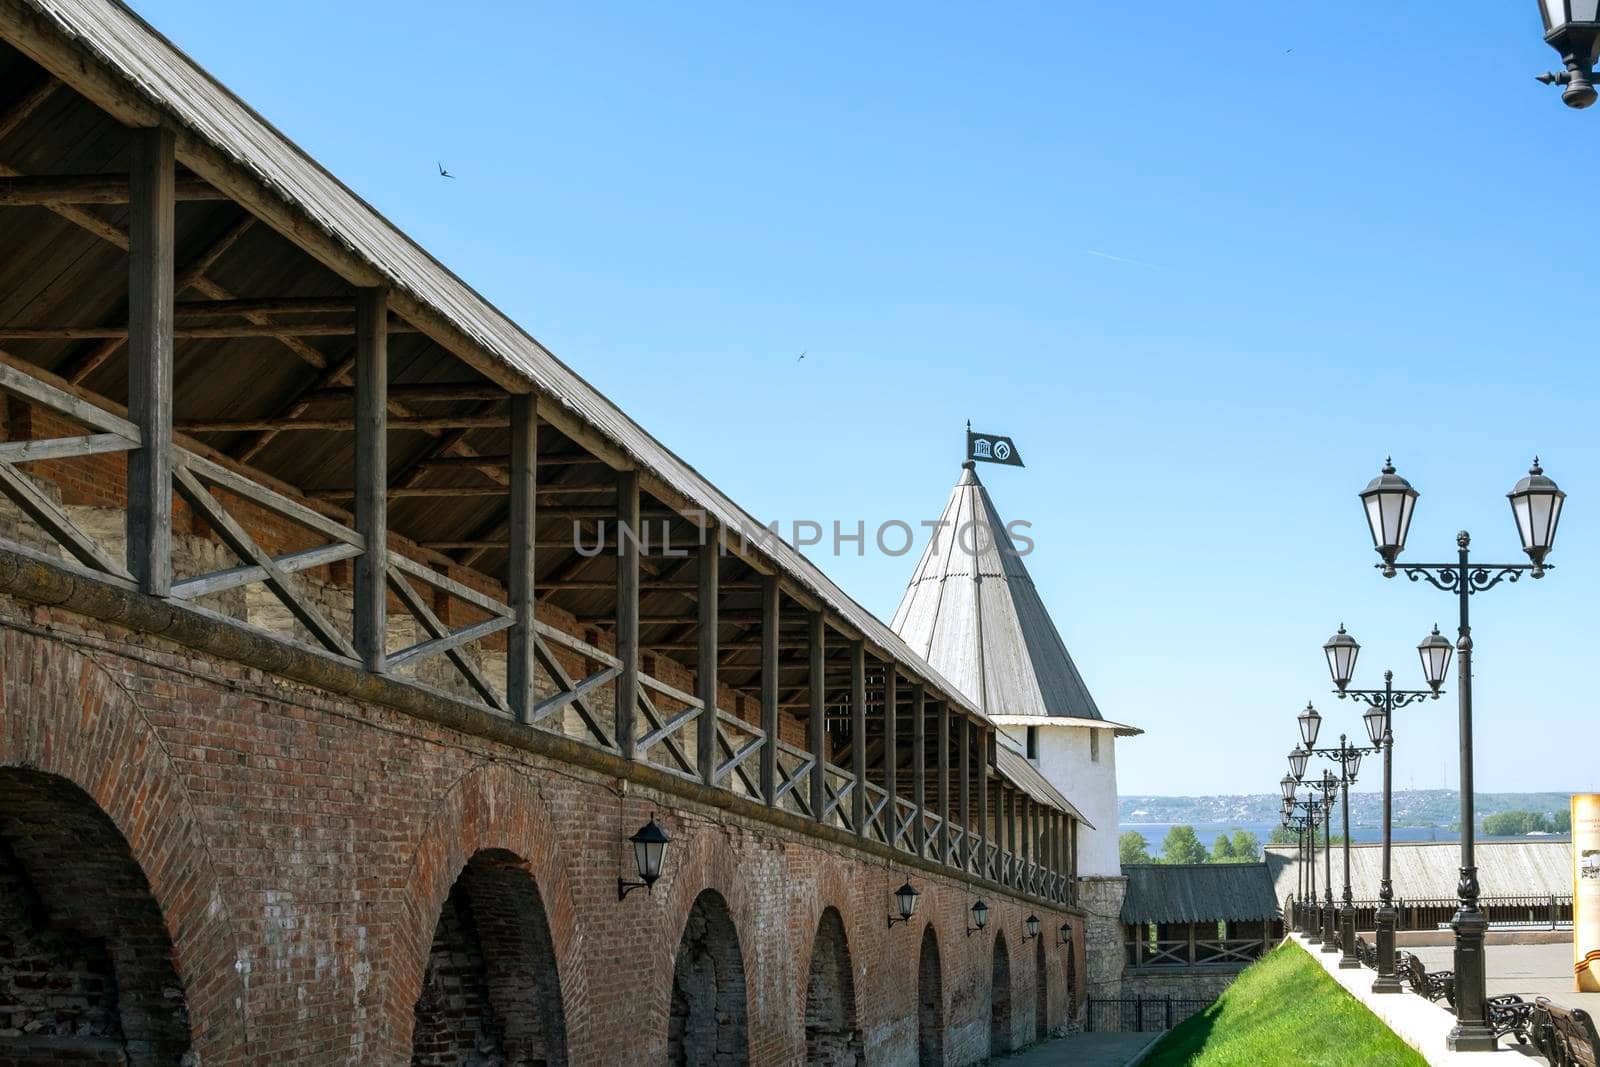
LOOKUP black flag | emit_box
[967,429,1024,467]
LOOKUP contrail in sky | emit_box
[1084,248,1165,270]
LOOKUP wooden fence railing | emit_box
[0,358,1080,907]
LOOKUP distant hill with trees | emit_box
[1120,790,1575,832]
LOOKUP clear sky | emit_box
[130,0,1598,796]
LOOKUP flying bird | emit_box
[796,350,807,362]
[437,161,455,179]
[1284,47,1293,54]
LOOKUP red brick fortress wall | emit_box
[0,595,1080,1066]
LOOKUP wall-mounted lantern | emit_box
[617,815,671,900]
[966,899,990,937]
[1023,914,1042,941]
[1057,921,1073,946]
[887,881,921,928]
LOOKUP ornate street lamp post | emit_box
[1283,789,1323,939]
[1298,703,1377,967]
[1323,624,1446,993]
[1358,457,1565,1051]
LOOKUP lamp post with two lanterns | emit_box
[1321,624,1447,992]
[1291,718,1374,967]
[1356,457,1565,1050]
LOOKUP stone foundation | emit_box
[1078,875,1128,1001]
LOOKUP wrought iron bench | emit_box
[1486,995,1534,1046]
[1531,997,1599,1067]
[1355,936,1376,968]
[1400,952,1454,1006]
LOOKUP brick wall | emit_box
[0,595,1080,1066]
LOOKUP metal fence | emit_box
[1083,996,1214,1033]
[1305,895,1572,931]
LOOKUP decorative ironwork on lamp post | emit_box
[1358,456,1566,1052]
[1323,624,1446,994]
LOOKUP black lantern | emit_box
[1507,459,1565,574]
[1280,774,1297,800]
[1417,625,1452,694]
[1359,459,1419,576]
[1363,704,1388,748]
[967,899,990,937]
[888,881,921,928]
[1298,702,1322,749]
[1342,745,1363,781]
[618,815,671,900]
[1324,625,1361,693]
[1537,1,1600,107]
[1058,921,1073,946]
[1024,914,1042,941]
[1289,744,1309,781]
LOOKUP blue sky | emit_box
[133,1,1598,796]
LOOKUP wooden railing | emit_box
[0,359,1081,908]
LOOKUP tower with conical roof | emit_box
[892,460,1141,993]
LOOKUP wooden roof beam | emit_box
[0,172,225,204]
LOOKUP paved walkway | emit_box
[1410,943,1600,1014]
[982,1031,1162,1066]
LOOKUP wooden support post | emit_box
[1021,795,1032,871]
[911,683,926,855]
[506,394,537,719]
[958,718,971,869]
[352,285,388,671]
[977,724,989,876]
[883,667,898,845]
[126,126,174,596]
[1002,785,1014,878]
[760,573,780,806]
[850,641,866,837]
[1071,818,1080,891]
[696,537,718,786]
[615,469,640,759]
[937,701,950,863]
[1049,810,1061,899]
[808,612,825,820]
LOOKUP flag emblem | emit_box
[967,429,1024,467]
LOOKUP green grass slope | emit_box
[1141,942,1427,1067]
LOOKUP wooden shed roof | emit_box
[1121,863,1281,924]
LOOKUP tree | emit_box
[1229,830,1261,862]
[1267,826,1298,845]
[1483,810,1554,836]
[1161,825,1208,865]
[1210,834,1236,863]
[1120,831,1152,866]
[1553,809,1572,834]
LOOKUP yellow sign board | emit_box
[1574,794,1600,992]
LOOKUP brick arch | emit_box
[647,820,763,1056]
[990,930,1013,1055]
[668,887,749,1066]
[789,862,864,1049]
[916,921,944,1066]
[803,906,863,1066]
[0,632,249,1063]
[1034,930,1049,1040]
[388,763,586,1062]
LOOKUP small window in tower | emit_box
[1090,730,1101,762]
[1026,726,1039,760]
